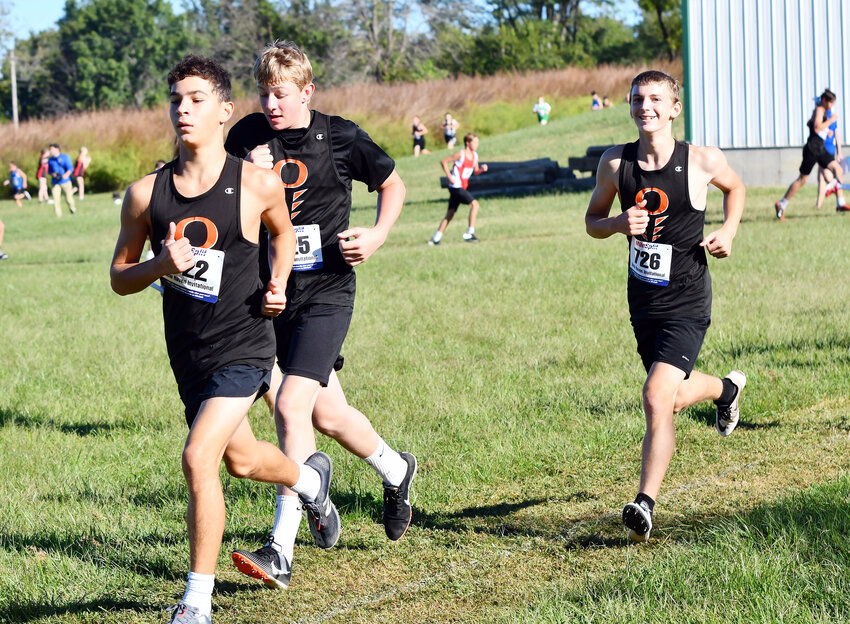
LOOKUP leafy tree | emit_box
[636,0,680,61]
[55,0,199,110]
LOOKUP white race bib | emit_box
[162,247,225,302]
[629,238,672,286]
[293,224,323,271]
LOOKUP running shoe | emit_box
[716,370,746,437]
[383,452,417,540]
[427,239,440,246]
[836,204,850,213]
[300,451,340,549]
[23,190,31,200]
[774,201,785,221]
[231,538,292,589]
[165,603,211,624]
[0,249,8,261]
[462,233,480,242]
[623,500,653,543]
[825,179,839,197]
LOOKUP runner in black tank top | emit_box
[585,70,746,544]
[223,42,415,590]
[618,139,711,320]
[149,155,275,387]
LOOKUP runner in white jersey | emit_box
[585,70,747,543]
[428,133,488,245]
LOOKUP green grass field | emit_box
[1,105,849,624]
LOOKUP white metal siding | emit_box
[685,0,848,148]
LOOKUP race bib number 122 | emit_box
[162,247,225,302]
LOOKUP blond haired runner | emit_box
[225,41,415,589]
[585,70,747,543]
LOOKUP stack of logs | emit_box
[438,146,613,198]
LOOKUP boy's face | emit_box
[169,76,233,145]
[467,137,479,151]
[630,82,681,133]
[49,146,59,157]
[258,81,312,131]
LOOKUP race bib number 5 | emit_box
[162,247,225,303]
[629,238,672,286]
[293,224,323,271]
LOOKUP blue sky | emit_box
[7,0,642,38]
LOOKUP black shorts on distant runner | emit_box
[179,364,271,427]
[448,187,475,212]
[413,136,426,150]
[275,303,352,385]
[631,317,710,378]
[800,137,834,175]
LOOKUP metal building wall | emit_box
[683,0,849,149]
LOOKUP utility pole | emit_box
[10,46,18,131]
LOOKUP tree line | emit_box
[0,0,680,121]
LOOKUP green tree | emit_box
[637,0,680,61]
[52,0,198,111]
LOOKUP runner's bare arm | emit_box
[110,175,194,295]
[696,146,745,258]
[337,169,405,267]
[251,167,295,315]
[585,146,648,239]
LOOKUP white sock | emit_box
[291,463,321,501]
[269,495,301,564]
[363,437,408,487]
[838,196,846,207]
[433,231,443,243]
[467,226,475,235]
[182,572,214,615]
[779,198,788,208]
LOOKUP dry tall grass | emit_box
[0,60,681,188]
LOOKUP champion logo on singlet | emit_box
[636,186,670,242]
[316,133,325,140]
[224,187,235,195]
[273,158,309,218]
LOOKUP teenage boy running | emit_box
[428,133,488,245]
[4,162,29,207]
[110,56,339,624]
[584,70,747,543]
[224,41,415,589]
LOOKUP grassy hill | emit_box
[1,102,849,624]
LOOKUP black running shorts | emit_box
[800,137,834,175]
[274,303,352,385]
[448,187,475,212]
[630,317,710,378]
[179,364,271,427]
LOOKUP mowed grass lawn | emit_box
[1,105,848,624]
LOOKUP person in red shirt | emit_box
[429,133,488,244]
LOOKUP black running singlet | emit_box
[225,111,395,309]
[618,140,711,319]
[149,155,275,386]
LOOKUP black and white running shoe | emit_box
[231,538,292,589]
[383,452,417,540]
[301,451,340,549]
[716,370,746,437]
[623,500,653,543]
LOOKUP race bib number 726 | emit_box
[629,238,672,286]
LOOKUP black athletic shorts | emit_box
[630,317,710,378]
[178,364,271,428]
[448,187,475,212]
[274,303,352,385]
[413,136,426,150]
[800,137,834,175]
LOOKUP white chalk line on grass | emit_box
[288,431,849,623]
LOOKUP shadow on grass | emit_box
[532,477,850,617]
[0,407,141,436]
[683,403,780,430]
[2,598,152,623]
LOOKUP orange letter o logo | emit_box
[273,159,308,189]
[174,216,218,249]
[635,187,669,215]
